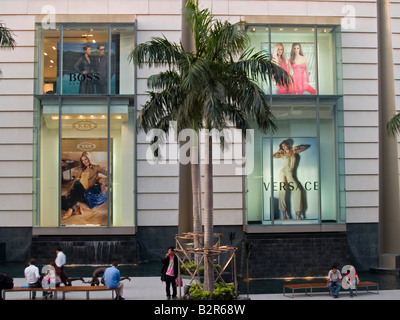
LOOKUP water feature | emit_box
[30,236,137,265]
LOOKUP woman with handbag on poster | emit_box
[62,151,107,220]
[161,246,178,300]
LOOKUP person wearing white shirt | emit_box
[55,248,66,268]
[24,258,41,299]
[55,248,68,285]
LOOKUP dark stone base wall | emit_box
[136,226,178,263]
[0,224,380,279]
[346,223,379,271]
[241,232,351,278]
[0,227,32,262]
[241,224,379,278]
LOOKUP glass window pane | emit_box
[317,27,337,95]
[111,24,135,94]
[110,103,135,226]
[245,123,269,224]
[37,25,59,94]
[60,102,109,226]
[320,103,337,221]
[271,27,317,95]
[246,25,270,93]
[272,102,318,223]
[39,101,60,226]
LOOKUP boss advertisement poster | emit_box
[60,42,116,94]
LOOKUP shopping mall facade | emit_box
[0,0,399,278]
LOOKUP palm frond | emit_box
[227,70,276,133]
[235,49,291,86]
[184,0,214,55]
[206,20,247,61]
[387,113,400,136]
[0,23,16,49]
[129,36,184,68]
[147,70,181,91]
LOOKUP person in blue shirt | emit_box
[103,261,125,300]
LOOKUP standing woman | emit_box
[289,43,316,95]
[62,151,107,220]
[161,246,178,300]
[273,139,310,220]
[272,43,292,94]
[74,45,95,94]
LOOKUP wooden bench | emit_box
[2,285,118,300]
[283,281,379,298]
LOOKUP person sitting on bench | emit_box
[327,265,342,298]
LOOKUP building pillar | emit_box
[377,0,400,270]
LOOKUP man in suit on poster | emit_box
[95,44,108,94]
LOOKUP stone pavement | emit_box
[3,277,400,300]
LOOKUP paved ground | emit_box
[2,277,399,300]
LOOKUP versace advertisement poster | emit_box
[61,138,109,226]
[263,137,318,222]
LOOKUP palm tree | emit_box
[130,0,289,293]
[0,22,16,76]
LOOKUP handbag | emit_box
[175,277,183,287]
[161,273,167,282]
[84,184,107,208]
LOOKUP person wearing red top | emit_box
[345,267,360,297]
[161,246,178,300]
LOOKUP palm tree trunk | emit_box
[203,127,214,293]
[182,0,202,264]
[191,129,201,264]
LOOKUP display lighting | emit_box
[50,114,124,120]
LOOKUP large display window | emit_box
[247,25,341,95]
[246,99,344,225]
[34,22,135,230]
[35,97,135,228]
[245,25,344,226]
[36,23,134,95]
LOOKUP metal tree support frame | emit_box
[175,233,238,299]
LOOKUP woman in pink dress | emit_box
[289,43,316,95]
[272,43,293,94]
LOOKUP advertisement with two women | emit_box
[271,42,316,95]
